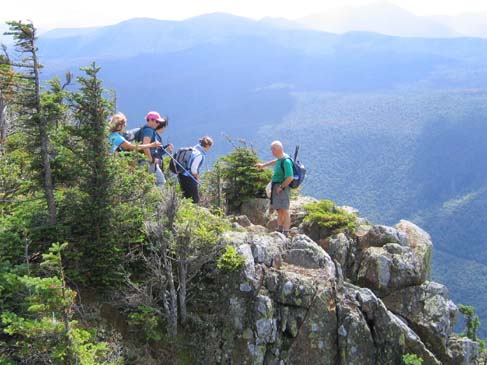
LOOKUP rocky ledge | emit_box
[185,197,479,365]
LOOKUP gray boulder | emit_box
[289,195,319,227]
[355,224,408,249]
[240,198,269,226]
[250,233,286,267]
[395,220,433,280]
[235,215,252,227]
[356,244,425,296]
[383,281,458,361]
[283,234,335,272]
[344,284,441,365]
[322,233,355,278]
[446,336,480,365]
[337,288,377,364]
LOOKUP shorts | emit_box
[270,182,290,210]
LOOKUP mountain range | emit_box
[297,1,487,38]
[3,11,487,336]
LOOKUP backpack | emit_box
[121,126,165,160]
[169,147,195,174]
[133,125,155,143]
[122,127,141,142]
[281,146,306,189]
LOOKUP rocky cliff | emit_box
[104,197,480,364]
[184,197,480,365]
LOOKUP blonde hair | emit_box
[109,113,127,133]
[199,136,213,148]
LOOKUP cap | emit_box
[146,111,165,122]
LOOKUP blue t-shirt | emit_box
[140,125,158,157]
[108,132,127,153]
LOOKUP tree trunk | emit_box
[162,250,178,336]
[0,99,6,145]
[39,120,57,225]
[178,259,187,324]
[32,32,57,225]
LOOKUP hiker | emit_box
[140,111,173,187]
[108,112,161,153]
[152,116,174,172]
[178,136,213,203]
[256,141,294,236]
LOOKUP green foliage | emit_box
[218,145,272,213]
[200,160,224,210]
[176,199,230,248]
[303,200,357,234]
[402,353,423,365]
[128,305,162,342]
[217,245,246,271]
[0,242,121,364]
[459,304,482,342]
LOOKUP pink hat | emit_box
[146,111,165,122]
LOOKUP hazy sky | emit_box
[2,0,487,29]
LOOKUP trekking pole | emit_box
[160,145,202,185]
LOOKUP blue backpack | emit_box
[281,146,306,189]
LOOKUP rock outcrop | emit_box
[114,196,481,364]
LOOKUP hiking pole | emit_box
[160,145,202,186]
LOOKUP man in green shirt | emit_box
[256,141,294,236]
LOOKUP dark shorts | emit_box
[270,183,290,210]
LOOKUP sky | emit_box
[2,0,487,30]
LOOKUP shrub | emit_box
[218,146,272,213]
[458,304,482,342]
[128,305,162,342]
[217,245,246,271]
[402,353,423,365]
[0,242,122,364]
[303,200,357,234]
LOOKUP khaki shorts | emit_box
[270,183,290,210]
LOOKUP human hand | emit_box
[256,163,265,170]
[167,144,174,153]
[152,141,162,148]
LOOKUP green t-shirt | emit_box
[272,155,294,183]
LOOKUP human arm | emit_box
[276,158,294,193]
[119,140,161,151]
[190,154,204,180]
[256,159,277,169]
[160,143,174,156]
[276,176,294,193]
[142,136,153,160]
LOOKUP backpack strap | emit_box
[135,125,156,143]
[280,156,293,176]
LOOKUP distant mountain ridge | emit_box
[297,1,458,38]
[298,1,487,38]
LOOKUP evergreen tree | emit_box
[218,145,272,213]
[1,243,121,364]
[69,63,116,285]
[0,51,17,146]
[4,21,58,225]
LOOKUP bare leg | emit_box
[282,209,291,231]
